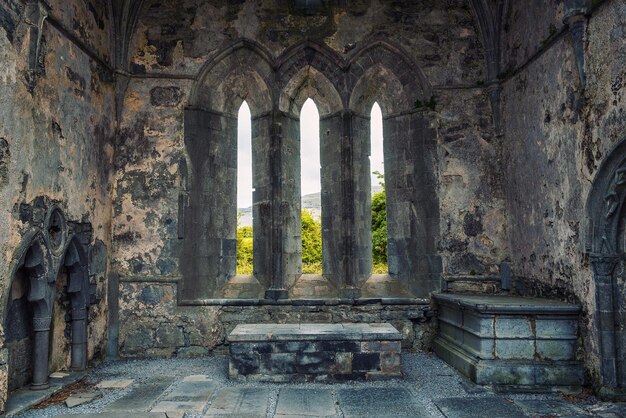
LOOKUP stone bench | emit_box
[228,323,402,382]
[433,293,585,390]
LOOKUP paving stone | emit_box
[65,390,103,408]
[435,396,527,418]
[275,388,335,417]
[103,376,174,412]
[337,387,428,418]
[96,378,135,389]
[151,400,206,413]
[50,372,70,379]
[54,414,167,417]
[513,399,592,417]
[204,387,270,417]
[163,379,217,401]
[183,374,212,382]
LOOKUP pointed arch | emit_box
[277,42,345,116]
[348,40,432,115]
[189,40,274,116]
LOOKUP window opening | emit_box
[370,102,387,274]
[300,98,322,274]
[236,101,253,274]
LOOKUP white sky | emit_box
[236,100,385,209]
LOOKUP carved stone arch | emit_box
[586,137,626,395]
[346,40,440,298]
[4,231,52,391]
[277,41,346,115]
[59,236,90,370]
[181,40,275,302]
[189,40,274,116]
[347,40,432,115]
[349,63,408,117]
[279,66,344,118]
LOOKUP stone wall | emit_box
[0,0,115,409]
[110,0,509,359]
[118,281,433,358]
[501,0,626,383]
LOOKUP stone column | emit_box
[70,305,87,370]
[265,119,288,300]
[591,254,621,388]
[31,314,51,389]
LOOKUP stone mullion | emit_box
[340,111,360,299]
[264,116,288,300]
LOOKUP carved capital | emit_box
[33,316,51,332]
[590,254,621,277]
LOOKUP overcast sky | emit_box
[237,100,384,209]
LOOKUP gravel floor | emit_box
[16,352,615,417]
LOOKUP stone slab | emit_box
[275,388,335,417]
[55,414,166,418]
[229,323,402,342]
[96,378,134,389]
[513,399,591,417]
[151,400,206,413]
[50,372,70,379]
[65,390,103,408]
[433,293,582,314]
[103,376,174,412]
[337,387,428,418]
[435,396,527,418]
[204,387,270,417]
[163,379,217,401]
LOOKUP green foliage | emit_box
[301,209,322,274]
[236,216,253,274]
[372,187,388,266]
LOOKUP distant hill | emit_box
[238,185,383,227]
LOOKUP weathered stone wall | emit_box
[110,0,509,357]
[501,0,626,383]
[118,281,433,358]
[0,0,115,408]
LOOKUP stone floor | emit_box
[6,353,626,417]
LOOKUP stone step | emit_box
[433,293,585,390]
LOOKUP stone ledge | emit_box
[433,293,582,315]
[229,323,402,342]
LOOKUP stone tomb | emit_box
[433,293,585,390]
[228,323,402,381]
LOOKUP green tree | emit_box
[371,171,387,273]
[236,213,253,274]
[301,209,322,273]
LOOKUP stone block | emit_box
[319,341,360,352]
[261,353,296,374]
[230,342,272,355]
[494,317,532,339]
[352,353,381,372]
[230,353,259,376]
[536,340,575,361]
[333,352,352,374]
[155,325,184,348]
[494,339,535,360]
[274,341,319,353]
[462,313,494,337]
[380,352,401,374]
[535,318,577,339]
[295,351,335,374]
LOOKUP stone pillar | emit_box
[70,306,87,370]
[591,254,621,388]
[340,112,356,295]
[265,113,300,300]
[31,314,51,389]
